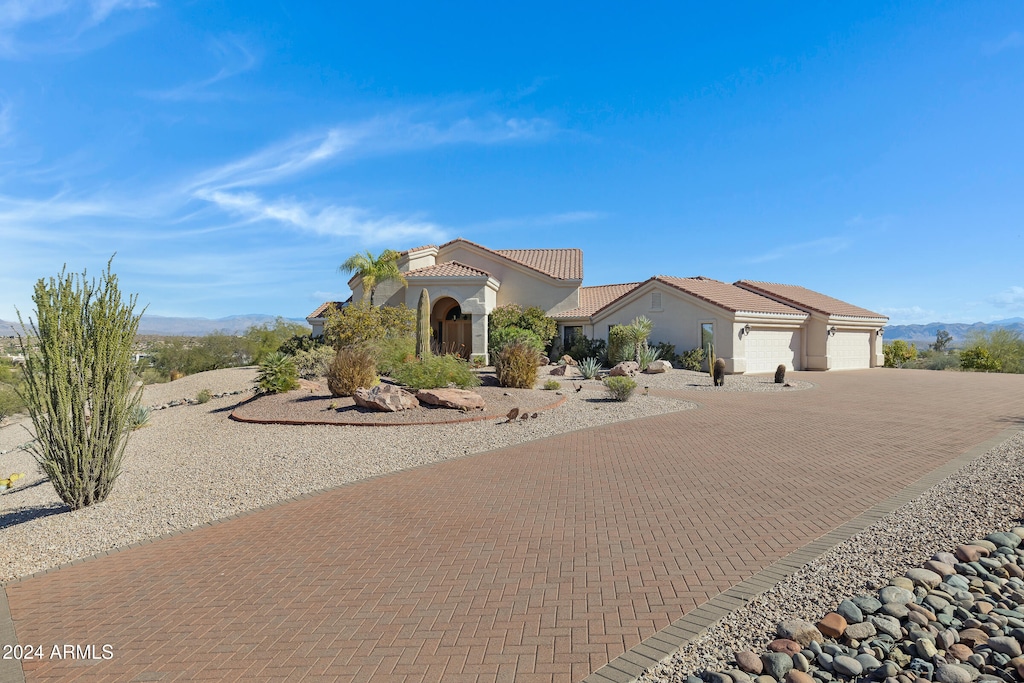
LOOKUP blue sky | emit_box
[1,2,1022,326]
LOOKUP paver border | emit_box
[582,425,1023,683]
[0,582,26,683]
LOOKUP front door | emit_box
[441,319,472,358]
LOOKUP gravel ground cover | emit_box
[0,366,696,582]
[638,430,1024,682]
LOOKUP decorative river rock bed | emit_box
[671,528,1024,683]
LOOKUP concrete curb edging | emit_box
[0,585,26,683]
[582,425,1022,683]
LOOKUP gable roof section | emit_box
[307,299,351,320]
[735,280,887,319]
[405,261,492,278]
[438,238,583,280]
[655,276,806,315]
[553,282,644,319]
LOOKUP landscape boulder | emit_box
[609,361,640,377]
[353,384,419,412]
[416,388,486,411]
[549,365,568,376]
[560,355,577,366]
[644,360,672,373]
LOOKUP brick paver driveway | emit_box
[4,369,1024,682]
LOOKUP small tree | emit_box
[931,329,953,353]
[16,259,143,510]
[340,249,406,306]
[323,300,415,350]
[883,340,918,368]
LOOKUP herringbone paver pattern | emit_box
[5,370,1024,682]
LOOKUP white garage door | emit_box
[830,330,871,370]
[744,329,800,373]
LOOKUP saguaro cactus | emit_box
[416,288,431,358]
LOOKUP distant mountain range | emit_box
[0,314,308,337]
[883,318,1024,346]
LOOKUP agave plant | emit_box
[578,356,603,380]
[636,344,661,371]
[256,351,300,394]
[130,405,151,430]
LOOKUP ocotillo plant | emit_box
[416,288,431,358]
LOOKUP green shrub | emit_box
[373,337,417,377]
[256,351,300,394]
[278,332,325,356]
[607,325,634,364]
[17,259,143,510]
[391,354,481,390]
[293,345,336,379]
[578,356,602,380]
[603,376,637,401]
[327,347,378,396]
[883,340,918,368]
[543,379,560,390]
[679,347,704,372]
[960,345,1001,372]
[196,389,212,404]
[488,304,557,349]
[323,300,415,350]
[924,352,960,371]
[488,325,544,359]
[0,383,26,423]
[962,329,1024,374]
[566,333,606,363]
[653,342,677,365]
[243,318,312,363]
[495,341,540,389]
[140,368,168,384]
[130,405,151,430]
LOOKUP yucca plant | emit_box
[578,356,602,380]
[256,351,300,394]
[16,259,143,510]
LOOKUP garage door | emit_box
[744,329,800,373]
[829,330,871,370]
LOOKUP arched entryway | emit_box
[430,297,473,358]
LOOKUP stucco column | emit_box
[471,314,488,365]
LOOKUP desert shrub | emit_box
[488,304,557,349]
[607,325,634,364]
[243,318,312,363]
[278,332,325,356]
[0,383,26,423]
[924,351,961,371]
[543,379,560,390]
[495,341,541,389]
[17,259,143,510]
[883,340,918,368]
[653,342,676,365]
[489,325,544,358]
[566,333,606,363]
[323,300,415,350]
[140,368,168,384]
[960,345,1001,372]
[578,356,602,380]
[962,329,1024,374]
[636,344,661,371]
[130,405,151,430]
[326,347,378,396]
[603,376,637,401]
[293,345,336,379]
[372,337,416,377]
[196,389,212,404]
[391,354,480,390]
[256,351,300,394]
[149,333,252,377]
[678,347,704,372]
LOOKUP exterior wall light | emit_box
[876,329,884,337]
[739,324,751,338]
[828,326,838,337]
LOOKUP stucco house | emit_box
[308,238,887,372]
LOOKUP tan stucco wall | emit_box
[404,282,498,363]
[591,283,741,371]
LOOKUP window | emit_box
[701,322,714,355]
[562,325,583,348]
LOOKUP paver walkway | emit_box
[4,369,1024,682]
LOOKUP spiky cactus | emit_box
[416,288,431,358]
[775,364,786,384]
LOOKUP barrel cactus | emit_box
[775,364,786,384]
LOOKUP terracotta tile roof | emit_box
[401,244,436,255]
[405,261,493,278]
[735,280,887,319]
[553,282,644,319]
[438,238,583,280]
[655,276,806,315]
[307,299,350,319]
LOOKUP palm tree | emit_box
[340,249,406,305]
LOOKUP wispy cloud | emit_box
[0,0,154,57]
[144,34,258,101]
[982,31,1023,56]
[745,236,851,264]
[990,285,1024,309]
[878,305,939,326]
[0,97,11,142]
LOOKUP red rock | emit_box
[948,643,972,661]
[924,559,956,576]
[955,544,989,562]
[549,365,568,376]
[817,612,848,639]
[785,671,814,683]
[958,628,989,648]
[768,639,802,655]
[735,650,763,674]
[415,388,486,411]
